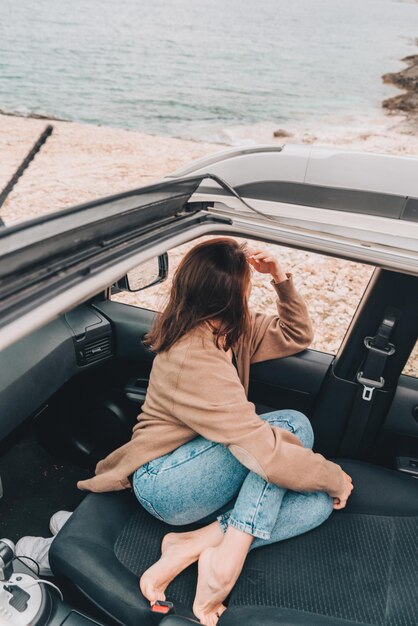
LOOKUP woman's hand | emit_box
[246,247,288,284]
[332,470,354,510]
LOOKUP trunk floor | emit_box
[0,426,90,542]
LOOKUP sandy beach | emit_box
[0,110,416,374]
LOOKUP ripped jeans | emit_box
[132,410,333,549]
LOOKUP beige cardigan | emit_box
[78,275,344,496]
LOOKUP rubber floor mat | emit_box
[228,513,418,626]
[114,509,418,625]
[0,429,90,541]
[114,506,200,607]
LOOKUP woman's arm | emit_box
[174,336,346,499]
[246,248,314,363]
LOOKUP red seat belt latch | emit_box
[151,600,174,615]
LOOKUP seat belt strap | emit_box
[339,307,399,456]
[356,311,397,401]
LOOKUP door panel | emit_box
[88,301,335,450]
[384,375,418,439]
[94,299,333,416]
[248,351,333,414]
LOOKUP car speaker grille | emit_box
[79,335,113,366]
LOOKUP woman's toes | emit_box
[139,535,200,603]
[194,604,226,626]
[139,571,166,603]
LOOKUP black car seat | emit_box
[50,459,418,626]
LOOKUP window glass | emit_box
[111,235,375,355]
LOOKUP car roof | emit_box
[166,144,418,271]
[169,144,418,220]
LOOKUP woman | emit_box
[79,237,353,625]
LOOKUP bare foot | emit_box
[140,524,223,604]
[193,547,238,625]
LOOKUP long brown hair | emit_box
[144,237,252,353]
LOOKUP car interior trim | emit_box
[195,193,417,243]
[195,181,415,220]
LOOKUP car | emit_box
[0,144,417,626]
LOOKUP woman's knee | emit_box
[309,491,334,525]
[283,490,333,534]
[261,409,315,449]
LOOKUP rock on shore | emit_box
[382,48,418,116]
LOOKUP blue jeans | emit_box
[132,410,333,549]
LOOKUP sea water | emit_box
[0,0,417,141]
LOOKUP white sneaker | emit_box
[15,536,54,577]
[49,510,73,536]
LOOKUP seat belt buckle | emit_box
[361,384,375,401]
[364,336,395,356]
[151,600,175,621]
[356,371,385,401]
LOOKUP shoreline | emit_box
[1,104,416,148]
[2,40,418,147]
[0,108,70,123]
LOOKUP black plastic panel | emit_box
[0,304,117,443]
[403,197,418,222]
[250,349,333,394]
[92,301,156,363]
[64,305,114,366]
[0,317,76,441]
[48,601,107,626]
[249,350,333,413]
[61,612,106,626]
[384,374,418,437]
